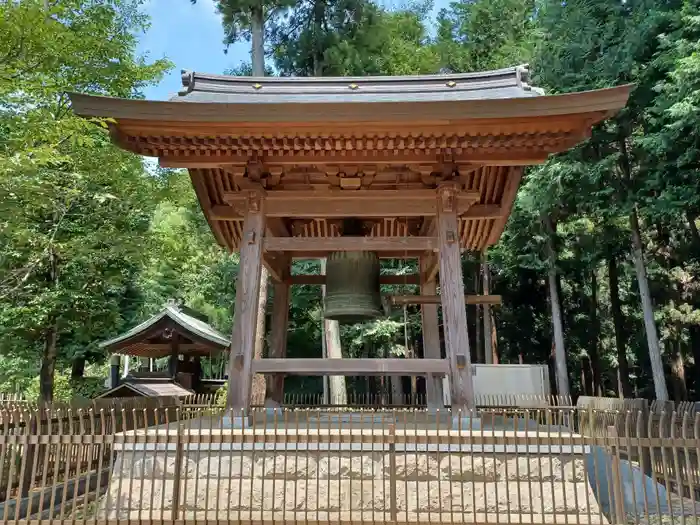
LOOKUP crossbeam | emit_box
[222,190,481,218]
[287,274,420,285]
[251,358,449,376]
[264,236,437,252]
[209,203,505,221]
[388,294,502,305]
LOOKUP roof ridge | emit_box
[177,65,537,98]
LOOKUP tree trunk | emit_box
[40,320,58,404]
[690,326,700,400]
[250,267,268,405]
[474,273,483,363]
[320,259,347,405]
[630,208,668,400]
[669,340,687,401]
[243,5,267,404]
[403,305,417,399]
[312,0,324,76]
[321,311,329,404]
[250,5,265,76]
[544,215,570,397]
[608,254,633,398]
[481,252,494,364]
[71,356,85,380]
[581,355,593,396]
[589,269,603,395]
[39,245,59,405]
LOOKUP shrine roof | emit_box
[98,379,194,399]
[68,65,630,124]
[68,67,632,254]
[172,65,543,104]
[100,302,229,357]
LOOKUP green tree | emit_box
[0,0,170,402]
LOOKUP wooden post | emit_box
[420,255,444,409]
[168,335,179,379]
[267,259,290,405]
[227,190,266,410]
[436,183,474,411]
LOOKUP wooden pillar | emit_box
[266,259,290,405]
[420,255,444,409]
[436,183,475,411]
[109,355,120,389]
[168,335,179,379]
[227,190,266,410]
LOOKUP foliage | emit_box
[0,0,171,401]
[4,0,700,403]
[24,372,105,403]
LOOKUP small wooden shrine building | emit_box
[99,301,229,392]
[71,65,629,412]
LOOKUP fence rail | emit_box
[0,404,697,525]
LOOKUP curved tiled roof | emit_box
[68,66,631,253]
[100,303,229,354]
[173,65,544,104]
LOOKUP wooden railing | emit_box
[0,403,697,524]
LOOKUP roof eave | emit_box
[68,84,632,125]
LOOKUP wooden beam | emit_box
[210,205,240,221]
[227,190,266,411]
[462,204,504,220]
[289,251,425,259]
[264,236,437,252]
[419,217,436,237]
[160,156,248,168]
[420,253,439,284]
[223,190,480,218]
[388,294,502,305]
[287,274,421,285]
[252,358,449,376]
[263,254,287,283]
[209,203,506,223]
[160,151,550,168]
[266,217,290,238]
[437,183,475,411]
[120,343,214,352]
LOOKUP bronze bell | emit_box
[324,251,383,323]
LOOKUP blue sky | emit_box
[136,0,450,101]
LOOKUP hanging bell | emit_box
[324,251,383,323]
